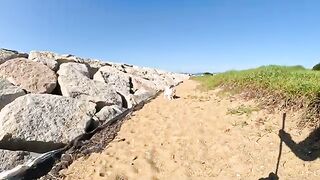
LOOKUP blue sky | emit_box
[0,0,319,73]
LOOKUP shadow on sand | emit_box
[173,95,181,99]
[260,113,320,179]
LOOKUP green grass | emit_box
[193,65,320,101]
[192,65,320,128]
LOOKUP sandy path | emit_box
[63,80,320,180]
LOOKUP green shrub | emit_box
[312,63,320,71]
[203,72,213,76]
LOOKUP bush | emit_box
[203,72,213,76]
[312,63,320,71]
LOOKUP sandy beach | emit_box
[62,80,320,180]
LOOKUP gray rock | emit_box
[132,88,158,104]
[0,78,26,110]
[0,49,28,65]
[28,51,111,77]
[57,55,111,78]
[124,66,189,89]
[130,76,158,91]
[93,65,161,107]
[58,63,123,108]
[0,94,96,151]
[109,63,127,73]
[58,61,90,78]
[28,51,59,71]
[93,66,132,95]
[96,62,189,92]
[0,150,34,173]
[95,105,125,123]
[114,65,174,90]
[0,58,57,94]
[53,54,77,65]
[82,60,111,78]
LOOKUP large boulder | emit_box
[0,49,28,65]
[58,61,90,77]
[132,88,158,105]
[56,55,111,78]
[0,78,26,110]
[130,76,158,91]
[93,66,132,95]
[0,94,96,152]
[57,63,123,108]
[0,58,57,94]
[28,51,59,71]
[0,150,34,172]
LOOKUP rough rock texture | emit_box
[0,49,28,65]
[58,62,90,77]
[58,63,123,108]
[0,58,57,94]
[0,78,26,110]
[28,51,59,71]
[0,94,96,150]
[93,65,162,107]
[0,150,34,172]
[93,66,132,95]
[131,76,158,92]
[59,56,111,78]
[133,88,158,104]
[94,65,173,92]
[109,64,183,90]
[28,51,111,77]
[95,105,125,122]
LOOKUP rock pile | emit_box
[0,48,189,175]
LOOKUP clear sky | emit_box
[0,0,319,73]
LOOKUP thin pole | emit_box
[275,113,286,175]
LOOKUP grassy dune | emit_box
[193,65,320,127]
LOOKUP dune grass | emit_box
[193,65,320,101]
[192,65,320,127]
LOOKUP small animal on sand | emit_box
[164,85,176,100]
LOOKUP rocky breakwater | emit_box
[0,48,189,178]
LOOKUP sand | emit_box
[62,80,320,180]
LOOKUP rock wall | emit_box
[0,48,189,177]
